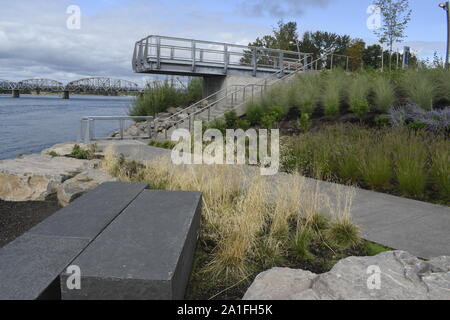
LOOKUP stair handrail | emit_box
[157,51,335,136]
[189,51,334,120]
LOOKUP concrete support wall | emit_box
[12,89,20,98]
[202,75,268,98]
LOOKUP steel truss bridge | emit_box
[0,77,142,98]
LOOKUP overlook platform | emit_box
[132,35,312,78]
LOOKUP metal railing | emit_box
[79,116,154,144]
[132,35,314,75]
[153,52,335,139]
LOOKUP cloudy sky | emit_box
[0,0,447,85]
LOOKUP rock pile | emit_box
[243,251,450,300]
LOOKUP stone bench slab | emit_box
[0,182,148,300]
[61,189,202,300]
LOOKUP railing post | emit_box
[330,54,334,70]
[120,119,124,140]
[79,119,84,143]
[147,119,152,139]
[144,38,149,62]
[156,37,161,69]
[91,119,95,141]
[346,56,349,72]
[200,49,204,62]
[279,51,284,71]
[85,119,91,144]
[192,40,196,72]
[252,48,257,77]
[224,44,228,74]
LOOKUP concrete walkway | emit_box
[102,140,450,259]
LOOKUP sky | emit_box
[0,0,448,85]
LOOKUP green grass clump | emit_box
[326,218,361,251]
[372,74,396,112]
[359,141,392,190]
[322,70,345,119]
[281,124,449,204]
[69,144,92,160]
[46,151,59,157]
[129,78,202,117]
[347,73,371,120]
[393,133,429,198]
[149,140,177,149]
[430,142,450,202]
[297,73,321,116]
[401,70,435,111]
[363,241,391,256]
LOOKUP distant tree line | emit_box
[242,20,418,71]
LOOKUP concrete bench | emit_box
[0,182,148,300]
[60,190,202,300]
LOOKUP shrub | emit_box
[260,113,277,129]
[372,75,396,112]
[297,113,312,132]
[149,140,177,149]
[46,151,59,157]
[235,119,250,131]
[224,109,238,128]
[374,114,391,127]
[246,103,264,125]
[420,108,450,133]
[207,119,227,134]
[70,144,92,160]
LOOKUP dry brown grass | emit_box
[103,147,360,282]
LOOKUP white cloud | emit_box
[239,0,333,18]
[0,0,270,84]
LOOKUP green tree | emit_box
[241,20,299,66]
[345,39,366,71]
[373,0,412,71]
[363,44,383,69]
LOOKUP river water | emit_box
[0,95,134,160]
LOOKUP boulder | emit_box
[243,251,450,300]
[57,169,117,206]
[0,154,90,201]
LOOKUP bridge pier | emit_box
[62,90,70,99]
[12,89,20,98]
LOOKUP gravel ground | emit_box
[0,198,61,248]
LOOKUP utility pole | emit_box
[439,2,450,69]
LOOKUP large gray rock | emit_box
[57,169,117,207]
[0,154,90,201]
[244,251,450,300]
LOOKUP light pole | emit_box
[439,2,450,69]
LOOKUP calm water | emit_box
[0,95,134,160]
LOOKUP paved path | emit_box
[101,140,450,259]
